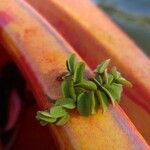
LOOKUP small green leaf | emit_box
[39,116,57,123]
[36,111,57,123]
[90,91,98,115]
[66,60,70,72]
[107,74,114,85]
[50,106,67,118]
[96,90,108,113]
[116,77,132,88]
[104,83,123,102]
[77,92,92,116]
[74,62,85,83]
[61,80,70,98]
[75,87,85,96]
[111,67,121,79]
[103,69,108,84]
[56,113,70,126]
[101,86,115,106]
[67,53,76,73]
[74,80,97,91]
[37,111,51,118]
[95,73,102,85]
[96,59,110,74]
[68,79,76,101]
[55,98,75,109]
[61,79,76,100]
[89,77,101,87]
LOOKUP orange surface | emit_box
[120,96,150,144]
[0,0,149,149]
[25,0,150,143]
[26,0,150,111]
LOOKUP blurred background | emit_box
[93,0,150,56]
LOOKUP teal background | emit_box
[93,0,150,56]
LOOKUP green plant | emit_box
[36,54,132,126]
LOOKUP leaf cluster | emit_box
[36,54,132,126]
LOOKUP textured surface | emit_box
[25,0,150,143]
[26,0,150,111]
